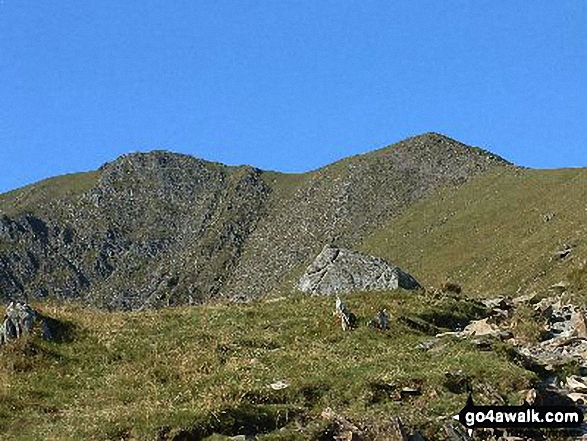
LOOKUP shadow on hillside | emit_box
[167,404,300,440]
[409,296,489,333]
[40,315,77,343]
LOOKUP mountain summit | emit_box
[0,134,509,309]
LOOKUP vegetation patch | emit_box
[0,291,538,440]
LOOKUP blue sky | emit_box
[1,1,586,193]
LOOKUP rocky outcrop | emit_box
[1,302,37,344]
[226,133,509,300]
[517,300,587,369]
[0,302,63,344]
[432,294,587,373]
[298,245,421,295]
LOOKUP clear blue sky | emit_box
[1,1,586,193]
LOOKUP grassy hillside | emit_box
[0,291,536,440]
[0,172,99,218]
[362,167,587,298]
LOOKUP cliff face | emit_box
[0,152,270,309]
[0,134,509,309]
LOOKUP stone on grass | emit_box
[334,296,357,331]
[268,379,289,391]
[299,245,420,295]
[1,302,38,344]
[368,309,390,330]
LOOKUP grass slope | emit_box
[0,172,99,218]
[362,167,587,298]
[0,291,534,440]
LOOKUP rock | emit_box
[540,302,587,340]
[0,303,62,345]
[334,296,357,331]
[443,423,471,441]
[497,329,514,340]
[462,318,500,337]
[340,309,357,331]
[480,296,516,322]
[0,317,16,344]
[566,375,587,393]
[368,308,390,330]
[418,339,437,351]
[1,302,38,344]
[444,370,471,394]
[512,292,537,306]
[554,244,573,260]
[401,316,441,335]
[393,418,426,441]
[298,245,420,295]
[517,302,587,370]
[480,296,513,311]
[393,417,409,441]
[335,296,348,317]
[268,380,289,391]
[543,339,586,367]
[573,309,587,339]
[549,281,568,293]
[320,407,363,440]
[542,212,556,222]
[400,386,422,398]
[472,338,493,351]
[534,297,556,317]
[523,388,537,405]
[437,317,503,340]
[566,392,587,404]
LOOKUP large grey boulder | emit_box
[298,245,421,295]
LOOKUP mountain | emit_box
[0,132,520,310]
[2,133,587,440]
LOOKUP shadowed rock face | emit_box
[298,245,421,295]
[0,152,270,310]
[0,134,508,309]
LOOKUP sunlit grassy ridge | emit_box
[0,291,535,440]
[362,167,587,299]
[0,172,99,218]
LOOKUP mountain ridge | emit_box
[0,133,516,309]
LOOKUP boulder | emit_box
[298,245,420,295]
[0,302,60,345]
[1,302,38,344]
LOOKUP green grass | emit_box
[362,167,587,299]
[0,291,536,440]
[0,171,99,217]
